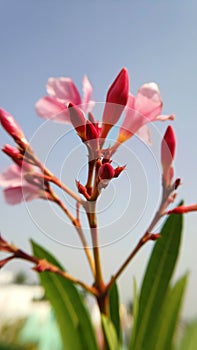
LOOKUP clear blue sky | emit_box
[0,0,197,319]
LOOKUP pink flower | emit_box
[0,165,42,205]
[35,75,94,123]
[117,83,174,144]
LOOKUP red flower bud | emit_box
[106,68,129,106]
[161,126,176,171]
[98,163,115,180]
[101,68,129,140]
[2,144,21,160]
[2,144,32,171]
[148,233,160,241]
[167,204,197,214]
[161,126,176,186]
[0,108,27,146]
[76,180,90,200]
[113,165,126,178]
[86,120,99,151]
[68,103,86,141]
[174,178,181,190]
[86,121,98,140]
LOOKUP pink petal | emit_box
[4,186,24,204]
[22,185,41,202]
[46,77,81,105]
[82,75,93,112]
[117,94,146,143]
[156,114,175,121]
[35,96,70,123]
[4,185,40,205]
[82,75,92,98]
[135,83,163,120]
[0,165,21,187]
[136,125,152,144]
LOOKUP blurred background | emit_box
[0,1,197,347]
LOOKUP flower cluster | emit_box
[0,68,196,217]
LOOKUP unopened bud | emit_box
[68,103,86,141]
[2,144,32,171]
[98,163,115,180]
[161,126,176,182]
[149,233,160,241]
[174,178,181,190]
[86,121,99,151]
[76,180,90,200]
[167,204,197,214]
[0,108,28,147]
[114,165,126,178]
[101,68,129,140]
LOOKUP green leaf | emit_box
[129,277,139,349]
[31,240,98,350]
[132,213,183,350]
[177,319,197,350]
[101,315,119,350]
[109,281,122,343]
[148,274,188,350]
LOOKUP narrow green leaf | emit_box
[109,282,122,343]
[31,240,98,350]
[101,315,119,350]
[178,319,197,350]
[149,274,188,350]
[129,277,139,349]
[132,213,183,350]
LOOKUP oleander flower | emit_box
[35,75,94,123]
[117,83,174,144]
[0,165,43,205]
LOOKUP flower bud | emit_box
[113,165,126,178]
[161,126,176,172]
[161,126,176,186]
[68,103,86,141]
[86,121,99,151]
[98,163,115,180]
[86,121,98,140]
[167,204,197,214]
[174,178,181,190]
[0,108,27,146]
[2,144,32,171]
[2,144,21,160]
[148,233,160,241]
[101,68,129,140]
[76,180,90,200]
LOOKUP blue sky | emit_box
[0,0,197,319]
